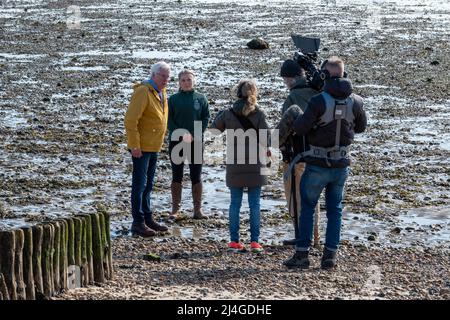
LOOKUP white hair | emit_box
[150,61,171,77]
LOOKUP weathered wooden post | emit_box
[0,230,17,300]
[52,221,61,293]
[32,225,44,298]
[104,212,113,280]
[41,223,54,297]
[57,219,68,292]
[67,218,75,267]
[76,215,89,286]
[73,217,83,270]
[0,273,10,300]
[98,213,110,280]
[85,214,94,285]
[90,213,104,284]
[21,226,35,300]
[14,229,26,300]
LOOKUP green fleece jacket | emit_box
[168,89,210,137]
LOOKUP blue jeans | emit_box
[229,187,262,243]
[296,164,349,252]
[131,152,158,224]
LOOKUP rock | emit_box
[440,288,450,296]
[143,253,161,262]
[367,235,376,241]
[391,227,402,234]
[430,60,439,65]
[246,38,269,50]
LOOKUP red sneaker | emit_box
[228,241,246,252]
[250,242,264,253]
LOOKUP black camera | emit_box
[291,35,330,91]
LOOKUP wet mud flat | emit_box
[0,0,449,299]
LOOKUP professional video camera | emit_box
[290,35,329,91]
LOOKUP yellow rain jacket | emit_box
[124,82,168,152]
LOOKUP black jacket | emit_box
[293,77,367,168]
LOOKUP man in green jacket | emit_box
[168,69,210,219]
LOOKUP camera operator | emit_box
[283,57,367,270]
[279,59,321,246]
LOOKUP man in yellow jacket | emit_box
[124,61,171,237]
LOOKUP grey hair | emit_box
[150,61,171,77]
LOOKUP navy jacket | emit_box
[293,77,367,168]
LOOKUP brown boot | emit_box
[170,182,182,219]
[192,182,207,219]
[130,222,156,238]
[145,214,168,232]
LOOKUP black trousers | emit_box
[169,139,203,185]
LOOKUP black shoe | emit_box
[282,238,297,246]
[283,250,310,269]
[130,222,156,238]
[321,248,337,270]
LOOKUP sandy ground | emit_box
[0,0,449,300]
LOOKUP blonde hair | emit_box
[325,56,345,77]
[234,79,258,116]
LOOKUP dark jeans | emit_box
[169,140,202,184]
[131,152,158,224]
[296,164,349,252]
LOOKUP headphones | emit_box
[319,59,348,79]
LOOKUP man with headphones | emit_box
[283,56,367,270]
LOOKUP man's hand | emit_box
[131,148,143,158]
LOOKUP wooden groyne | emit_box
[0,212,113,300]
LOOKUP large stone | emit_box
[246,38,269,50]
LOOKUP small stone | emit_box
[367,235,376,241]
[391,227,402,234]
[430,60,439,65]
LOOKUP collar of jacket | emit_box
[143,82,165,101]
[290,77,308,91]
[178,88,195,94]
